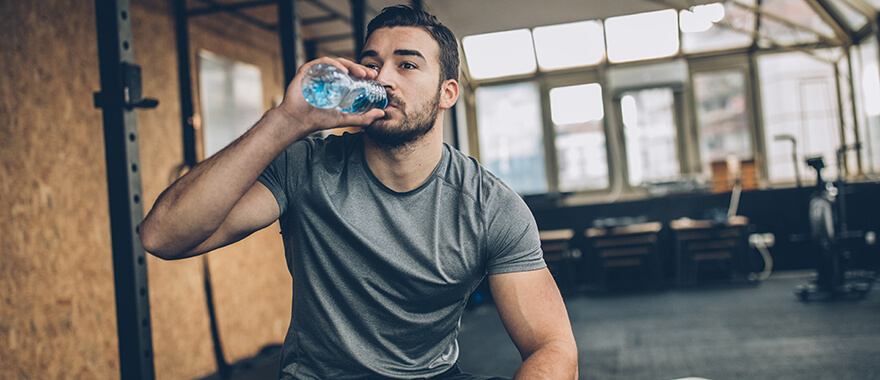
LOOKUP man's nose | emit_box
[374,69,395,90]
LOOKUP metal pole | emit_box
[278,0,304,86]
[845,48,863,175]
[174,0,197,168]
[93,0,156,378]
[350,0,366,57]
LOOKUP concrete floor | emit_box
[457,271,880,380]
[204,270,880,380]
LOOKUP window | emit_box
[605,9,679,63]
[462,2,880,200]
[462,29,536,80]
[549,83,607,191]
[475,82,547,194]
[533,21,605,70]
[759,51,841,183]
[693,70,752,175]
[620,88,681,185]
[758,0,835,46]
[198,51,264,158]
[681,2,754,53]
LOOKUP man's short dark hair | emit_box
[365,5,460,82]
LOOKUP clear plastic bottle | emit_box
[301,63,388,114]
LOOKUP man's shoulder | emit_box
[441,144,520,203]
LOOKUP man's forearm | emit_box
[513,340,579,380]
[139,108,306,258]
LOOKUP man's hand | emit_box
[273,57,386,138]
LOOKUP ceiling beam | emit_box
[191,0,276,30]
[187,0,275,17]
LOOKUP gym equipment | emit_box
[795,145,875,300]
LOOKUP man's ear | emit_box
[439,79,459,110]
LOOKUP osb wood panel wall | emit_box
[1,0,292,378]
[0,1,121,378]
[133,0,292,378]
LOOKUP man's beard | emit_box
[364,90,441,149]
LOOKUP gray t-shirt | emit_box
[258,132,546,379]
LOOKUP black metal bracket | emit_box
[94,62,159,110]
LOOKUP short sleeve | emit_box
[257,138,315,216]
[484,184,546,275]
[257,148,290,215]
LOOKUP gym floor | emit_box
[205,270,880,380]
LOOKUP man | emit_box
[140,5,577,380]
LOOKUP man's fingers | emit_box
[339,109,385,126]
[338,59,376,79]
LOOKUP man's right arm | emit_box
[139,58,384,260]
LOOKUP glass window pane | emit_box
[758,51,842,184]
[549,83,608,191]
[693,70,753,176]
[621,88,680,185]
[681,2,754,53]
[759,0,836,46]
[198,51,264,158]
[463,29,537,80]
[606,9,680,63]
[534,20,605,70]
[824,0,869,31]
[476,82,547,195]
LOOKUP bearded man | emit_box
[139,5,577,380]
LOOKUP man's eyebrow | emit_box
[360,49,426,61]
[361,50,378,59]
[394,49,425,60]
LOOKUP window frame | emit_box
[611,82,690,190]
[687,54,760,184]
[541,70,610,195]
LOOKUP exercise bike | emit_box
[795,144,875,301]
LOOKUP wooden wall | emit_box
[1,1,293,378]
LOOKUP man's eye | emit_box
[364,64,380,72]
[401,62,417,70]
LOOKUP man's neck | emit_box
[363,124,444,193]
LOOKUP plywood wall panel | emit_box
[1,0,294,378]
[0,1,119,378]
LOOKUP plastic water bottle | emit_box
[301,63,388,114]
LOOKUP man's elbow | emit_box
[548,337,579,376]
[559,338,579,374]
[138,221,185,260]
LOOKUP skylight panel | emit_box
[606,9,680,63]
[534,20,605,70]
[463,29,537,79]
